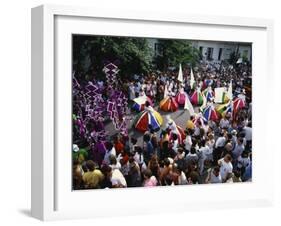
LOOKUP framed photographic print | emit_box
[31,4,274,221]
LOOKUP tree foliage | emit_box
[73,36,200,80]
[153,39,200,70]
[73,35,153,80]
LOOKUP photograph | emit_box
[72,35,252,190]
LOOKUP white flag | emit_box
[184,93,195,116]
[236,58,243,64]
[227,80,233,101]
[177,63,183,83]
[190,67,195,88]
[214,87,227,103]
[164,84,168,98]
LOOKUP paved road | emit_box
[104,104,200,146]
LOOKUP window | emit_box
[206,47,214,60]
[218,48,223,60]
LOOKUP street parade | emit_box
[72,36,252,189]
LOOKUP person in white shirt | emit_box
[205,166,222,183]
[197,140,211,175]
[111,168,127,188]
[219,117,230,130]
[185,147,199,167]
[178,169,188,185]
[213,132,227,163]
[206,133,215,160]
[232,137,244,161]
[215,132,227,149]
[237,151,251,175]
[103,142,116,165]
[171,133,179,154]
[109,155,121,170]
[218,154,233,182]
[243,123,252,151]
[243,126,252,142]
[183,129,193,153]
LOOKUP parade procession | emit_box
[72,36,252,190]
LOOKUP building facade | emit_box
[192,41,252,63]
[147,39,252,63]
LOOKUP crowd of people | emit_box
[72,60,252,190]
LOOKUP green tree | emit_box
[154,39,200,70]
[73,36,153,80]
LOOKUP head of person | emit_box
[143,169,153,180]
[101,164,112,178]
[241,151,249,158]
[225,143,233,152]
[163,158,171,167]
[238,137,244,145]
[161,129,168,137]
[172,133,178,141]
[105,142,113,151]
[224,154,232,163]
[143,133,151,143]
[227,133,233,140]
[164,174,173,185]
[200,139,206,148]
[213,166,220,177]
[109,155,117,165]
[86,160,97,172]
[190,147,196,154]
[145,101,151,107]
[131,137,137,145]
[178,147,184,154]
[233,170,241,178]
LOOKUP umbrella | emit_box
[202,105,219,121]
[192,113,208,125]
[159,96,179,112]
[175,89,188,105]
[134,107,163,133]
[233,97,246,113]
[202,87,214,102]
[132,95,152,112]
[191,89,204,106]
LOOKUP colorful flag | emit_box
[202,104,219,121]
[216,101,232,117]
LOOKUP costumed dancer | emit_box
[165,115,186,145]
[159,87,179,112]
[132,95,153,112]
[202,102,219,122]
[202,86,214,102]
[190,86,204,106]
[134,101,163,133]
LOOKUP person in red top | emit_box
[114,135,125,155]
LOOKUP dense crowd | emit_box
[73,60,252,189]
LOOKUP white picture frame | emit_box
[31,4,274,221]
